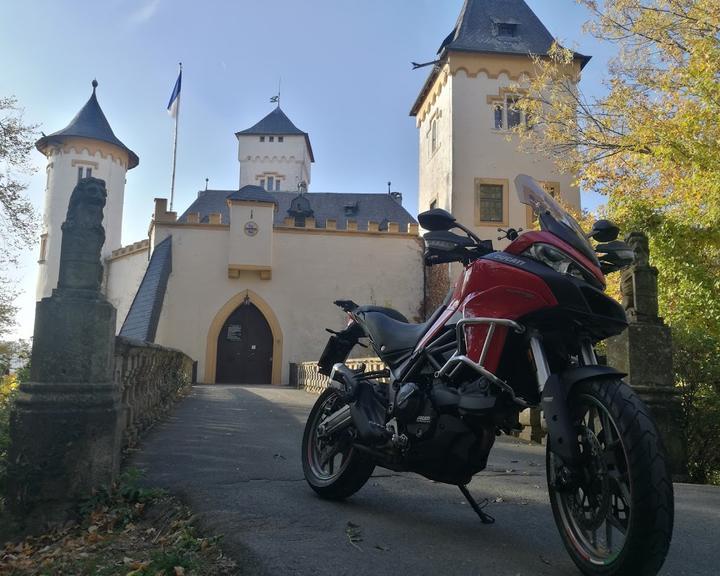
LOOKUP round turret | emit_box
[35,80,138,300]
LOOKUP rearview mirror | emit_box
[418,208,456,231]
[588,219,620,242]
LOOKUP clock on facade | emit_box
[244,221,259,236]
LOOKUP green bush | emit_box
[674,331,720,485]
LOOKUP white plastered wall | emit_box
[105,248,150,333]
[237,134,311,190]
[450,70,579,247]
[36,139,128,300]
[153,225,424,383]
[418,74,453,215]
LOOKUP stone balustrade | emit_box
[114,336,193,448]
[296,357,388,394]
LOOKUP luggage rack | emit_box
[435,317,529,407]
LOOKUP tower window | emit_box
[266,176,274,191]
[496,23,517,37]
[475,178,509,225]
[77,166,92,182]
[492,95,528,131]
[38,233,48,263]
[275,179,281,191]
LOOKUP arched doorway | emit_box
[215,301,273,384]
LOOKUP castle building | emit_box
[36,90,422,385]
[34,0,587,385]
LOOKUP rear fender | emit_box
[542,365,626,463]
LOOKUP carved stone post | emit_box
[7,178,121,530]
[606,232,687,478]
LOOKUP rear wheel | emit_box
[547,378,674,576]
[302,387,375,500]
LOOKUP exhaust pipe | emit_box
[318,405,352,437]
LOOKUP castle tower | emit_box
[35,80,138,300]
[411,0,589,232]
[235,106,314,192]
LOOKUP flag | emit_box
[167,70,182,118]
[270,95,279,104]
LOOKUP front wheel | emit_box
[302,387,375,500]
[547,378,674,576]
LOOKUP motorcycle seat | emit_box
[355,307,431,353]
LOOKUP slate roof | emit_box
[36,81,139,169]
[119,236,172,342]
[227,185,277,204]
[410,0,591,116]
[235,107,314,162]
[178,190,417,232]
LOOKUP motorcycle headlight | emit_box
[523,243,597,284]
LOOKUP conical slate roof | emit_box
[410,0,590,117]
[235,106,314,162]
[36,80,139,169]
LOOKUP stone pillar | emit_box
[7,178,122,530]
[606,232,687,479]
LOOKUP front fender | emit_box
[542,365,626,463]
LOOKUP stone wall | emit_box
[114,336,193,448]
[296,357,387,394]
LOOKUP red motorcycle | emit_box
[301,175,673,576]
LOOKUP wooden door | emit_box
[216,303,273,384]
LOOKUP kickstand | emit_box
[458,484,495,524]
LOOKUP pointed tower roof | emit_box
[438,0,566,58]
[36,80,139,169]
[411,0,590,116]
[235,106,314,162]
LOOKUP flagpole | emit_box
[170,62,182,212]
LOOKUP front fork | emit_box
[529,333,598,394]
[529,334,610,466]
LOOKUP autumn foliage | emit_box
[515,0,720,482]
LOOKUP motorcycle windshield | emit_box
[514,174,599,265]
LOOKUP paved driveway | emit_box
[131,385,719,576]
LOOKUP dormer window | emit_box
[344,202,359,217]
[495,22,517,37]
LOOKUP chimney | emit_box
[390,191,402,205]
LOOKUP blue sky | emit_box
[1,0,615,339]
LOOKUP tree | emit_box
[0,96,39,335]
[514,0,720,482]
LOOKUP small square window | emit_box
[269,136,274,142]
[260,136,265,142]
[278,136,284,142]
[475,179,508,225]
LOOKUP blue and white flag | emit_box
[167,70,182,118]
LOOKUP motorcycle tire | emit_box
[547,378,674,576]
[302,387,375,500]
